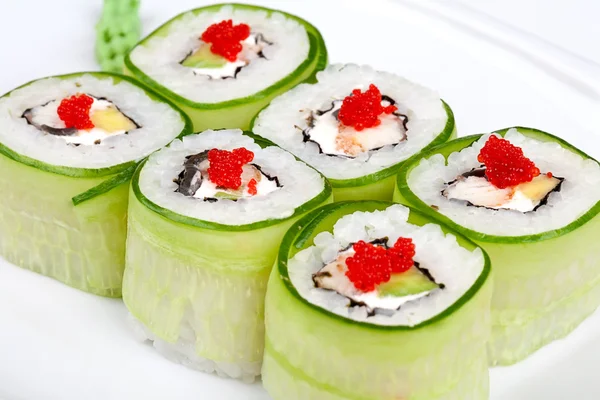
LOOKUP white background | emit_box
[1,0,600,399]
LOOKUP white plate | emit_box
[1,0,600,399]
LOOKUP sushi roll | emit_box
[0,72,191,296]
[251,63,455,201]
[263,202,492,399]
[122,129,332,381]
[124,3,328,131]
[394,127,600,365]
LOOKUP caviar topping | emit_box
[477,135,541,189]
[345,237,416,292]
[201,20,251,62]
[247,178,258,196]
[57,94,95,130]
[207,147,254,189]
[338,84,397,131]
[388,237,416,273]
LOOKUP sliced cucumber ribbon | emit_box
[71,163,138,206]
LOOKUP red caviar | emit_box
[389,237,416,273]
[57,94,94,130]
[477,135,540,189]
[201,19,251,62]
[248,178,258,196]
[207,147,254,189]
[338,84,397,131]
[345,237,415,292]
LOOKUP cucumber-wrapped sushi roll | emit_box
[0,72,190,296]
[122,129,332,381]
[263,202,492,400]
[251,63,455,201]
[124,3,327,131]
[394,127,600,365]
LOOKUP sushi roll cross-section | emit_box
[252,63,455,202]
[0,72,191,296]
[395,127,600,365]
[263,202,492,399]
[125,3,328,131]
[122,129,332,382]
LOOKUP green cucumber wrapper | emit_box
[263,201,492,400]
[394,126,600,365]
[122,154,333,364]
[0,151,128,296]
[124,3,329,132]
[0,71,193,207]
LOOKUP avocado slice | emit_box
[182,45,228,69]
[214,191,241,200]
[515,174,562,203]
[90,106,137,133]
[377,266,439,297]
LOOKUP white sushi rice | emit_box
[138,129,326,225]
[408,128,600,236]
[288,204,485,326]
[252,63,449,180]
[0,74,185,169]
[129,5,310,103]
[127,313,260,383]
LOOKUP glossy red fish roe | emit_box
[337,84,397,131]
[345,237,416,292]
[247,178,258,196]
[389,237,416,273]
[207,147,254,189]
[345,241,391,292]
[477,135,540,189]
[57,94,95,130]
[201,19,251,62]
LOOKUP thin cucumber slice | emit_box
[263,201,492,400]
[124,3,328,132]
[71,164,137,206]
[394,126,600,365]
[0,71,191,296]
[122,143,333,378]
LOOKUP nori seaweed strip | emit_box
[255,33,273,59]
[415,263,445,289]
[251,163,282,188]
[175,151,208,196]
[94,96,141,130]
[22,104,77,137]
